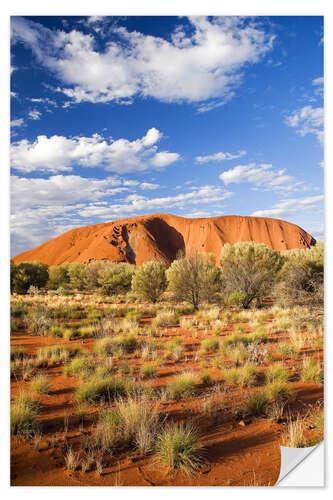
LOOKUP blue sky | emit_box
[10,15,324,256]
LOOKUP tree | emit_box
[84,260,108,290]
[131,261,167,303]
[47,264,70,289]
[166,252,221,309]
[220,242,284,308]
[276,242,324,305]
[97,262,136,296]
[67,262,87,290]
[11,261,49,294]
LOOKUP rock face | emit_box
[12,213,316,266]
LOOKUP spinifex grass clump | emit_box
[11,391,39,435]
[141,361,158,378]
[165,337,184,361]
[75,375,135,403]
[200,337,220,352]
[155,423,202,474]
[300,357,323,383]
[37,345,84,364]
[10,345,28,361]
[265,363,289,383]
[77,325,98,338]
[223,363,258,387]
[26,306,51,336]
[245,390,270,416]
[276,342,296,357]
[63,356,96,379]
[31,374,50,394]
[167,372,197,400]
[265,381,292,401]
[283,417,307,447]
[94,334,138,356]
[152,310,179,328]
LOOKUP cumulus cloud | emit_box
[196,150,246,163]
[219,162,303,191]
[285,105,324,144]
[11,16,274,109]
[251,194,324,218]
[10,128,180,173]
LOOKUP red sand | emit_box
[13,213,316,266]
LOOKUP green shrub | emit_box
[131,261,167,303]
[166,253,221,309]
[47,264,70,289]
[220,242,284,308]
[97,263,136,296]
[11,261,49,294]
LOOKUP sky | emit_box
[10,15,324,257]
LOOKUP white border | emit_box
[1,1,331,497]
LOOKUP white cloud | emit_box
[11,16,274,108]
[251,195,324,218]
[11,128,180,173]
[312,76,324,96]
[219,162,303,191]
[11,174,125,211]
[285,105,324,144]
[140,182,160,190]
[11,118,24,127]
[77,185,233,219]
[28,110,42,120]
[11,175,233,255]
[196,150,246,163]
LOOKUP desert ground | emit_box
[10,293,323,486]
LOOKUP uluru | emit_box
[12,213,316,267]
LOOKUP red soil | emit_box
[12,213,316,266]
[10,304,323,486]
